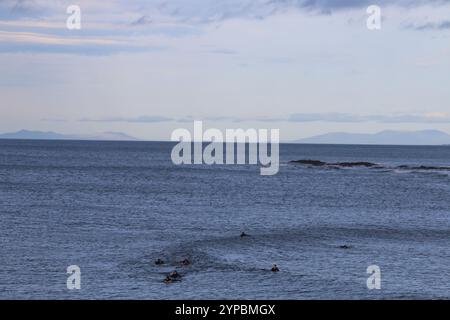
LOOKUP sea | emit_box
[0,139,449,299]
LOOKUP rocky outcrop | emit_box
[289,160,327,166]
[290,159,382,168]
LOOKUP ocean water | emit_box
[0,140,449,299]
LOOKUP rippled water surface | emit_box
[0,140,449,299]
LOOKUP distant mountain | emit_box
[294,130,450,145]
[0,130,68,140]
[75,131,138,141]
[0,130,138,141]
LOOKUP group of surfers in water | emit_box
[154,258,191,284]
[155,232,280,283]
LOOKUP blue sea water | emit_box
[0,140,449,299]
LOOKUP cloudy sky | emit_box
[1,0,450,140]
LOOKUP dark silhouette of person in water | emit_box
[164,276,172,284]
[170,270,181,279]
[271,264,279,272]
[155,258,164,265]
[240,232,250,238]
[182,259,190,266]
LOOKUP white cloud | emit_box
[0,30,127,46]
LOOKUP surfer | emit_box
[181,259,191,266]
[170,270,181,279]
[240,232,250,238]
[271,264,279,272]
[163,276,173,284]
[155,258,164,265]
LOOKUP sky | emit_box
[0,0,450,141]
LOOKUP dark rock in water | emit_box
[290,159,382,169]
[333,162,379,168]
[290,159,327,166]
[396,164,450,171]
[413,165,450,171]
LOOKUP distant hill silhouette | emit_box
[0,130,138,141]
[294,130,450,145]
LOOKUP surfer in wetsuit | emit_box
[170,271,181,279]
[182,259,191,266]
[155,258,164,265]
[164,276,172,284]
[240,232,250,238]
[271,264,279,272]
